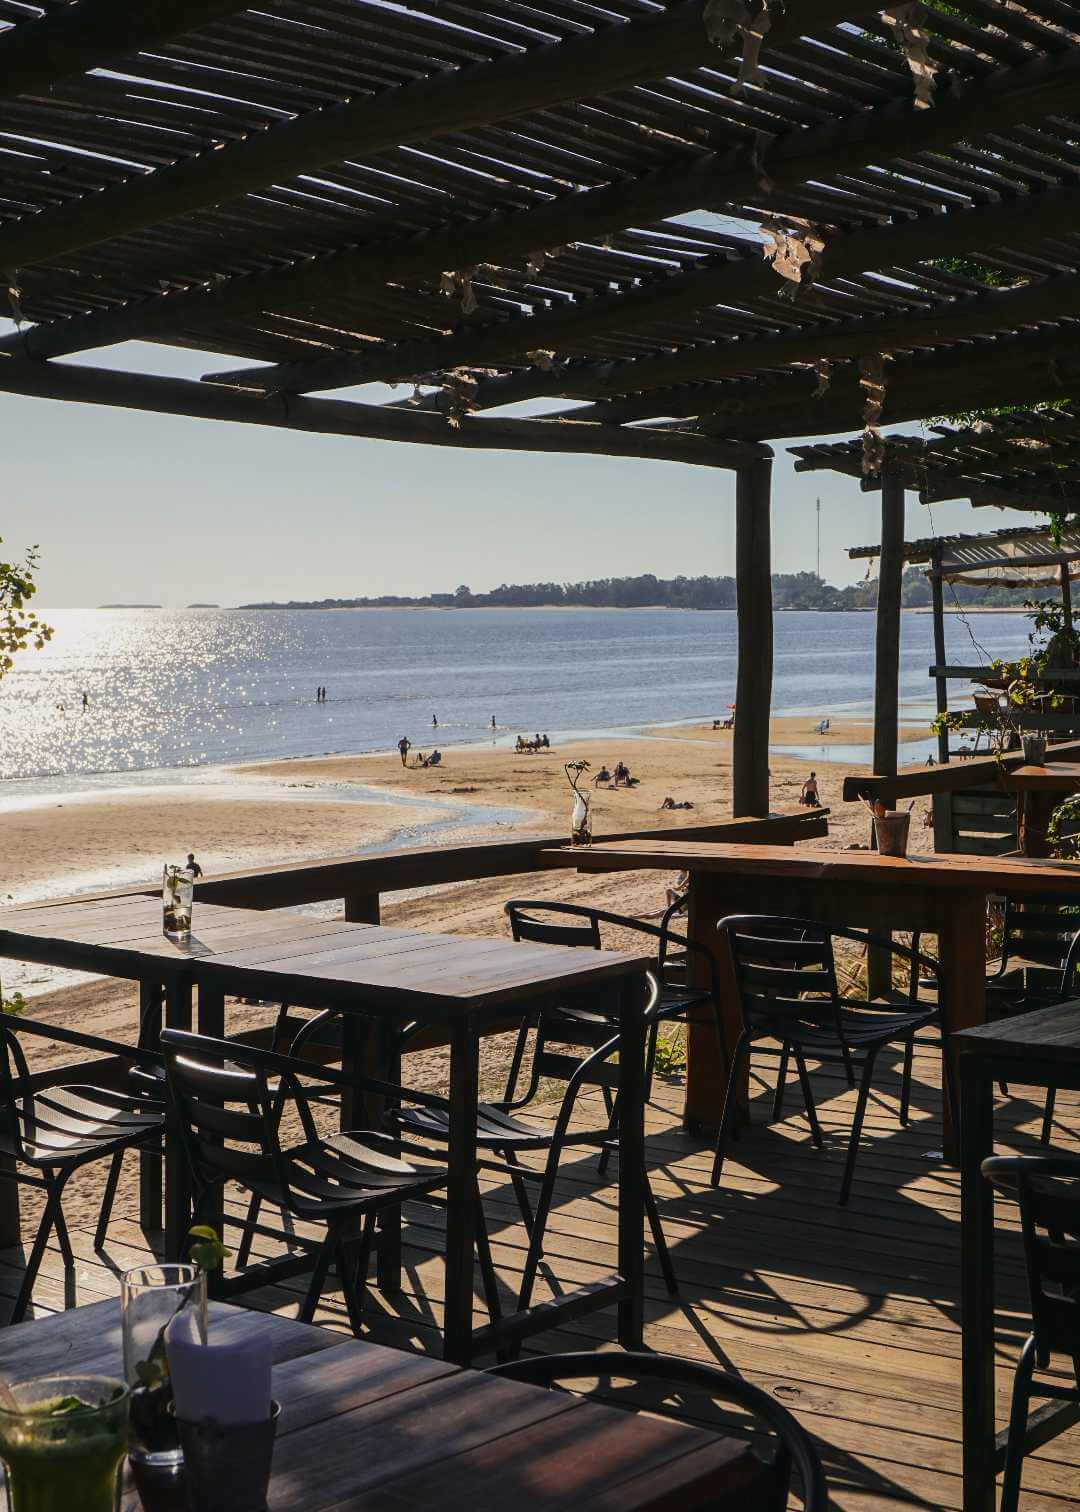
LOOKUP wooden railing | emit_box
[841,739,1080,808]
[188,808,830,921]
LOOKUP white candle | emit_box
[166,1310,273,1425]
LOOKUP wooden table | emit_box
[0,898,651,1367]
[0,895,371,1248]
[0,1299,763,1512]
[953,1000,1080,1512]
[539,841,1080,1158]
[998,762,1080,856]
[191,924,651,1366]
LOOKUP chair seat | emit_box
[396,1102,558,1152]
[0,1084,163,1167]
[747,1002,937,1055]
[248,1129,449,1220]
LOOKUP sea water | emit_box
[0,605,1035,790]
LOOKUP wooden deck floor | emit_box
[2,1038,1077,1510]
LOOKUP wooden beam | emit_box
[0,356,759,468]
[0,0,253,102]
[518,272,1080,424]
[0,0,879,275]
[733,458,773,819]
[874,471,905,781]
[8,23,1080,364]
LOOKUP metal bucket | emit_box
[873,810,911,858]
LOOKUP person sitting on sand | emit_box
[815,718,830,735]
[800,772,821,807]
[541,734,550,749]
[425,749,442,767]
[398,736,411,766]
[594,765,612,786]
[613,761,631,787]
[721,710,734,730]
[660,796,694,810]
[666,870,690,911]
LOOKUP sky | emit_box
[2,329,1042,608]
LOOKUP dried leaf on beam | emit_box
[760,216,825,298]
[526,349,556,370]
[812,359,831,398]
[882,4,937,109]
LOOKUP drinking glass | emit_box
[162,865,194,939]
[0,1374,128,1512]
[121,1264,207,1467]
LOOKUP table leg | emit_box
[138,981,163,1233]
[960,1054,996,1512]
[443,1020,478,1366]
[617,974,647,1350]
[0,1165,20,1250]
[163,980,194,1261]
[685,873,741,1136]
[937,890,987,1161]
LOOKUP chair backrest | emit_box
[0,1018,35,1164]
[720,914,940,1041]
[505,900,602,950]
[1000,894,1080,979]
[161,1029,324,1213]
[983,1154,1080,1361]
[487,1350,827,1512]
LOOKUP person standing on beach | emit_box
[491,715,496,730]
[186,853,204,879]
[432,713,438,727]
[81,690,89,711]
[398,736,411,766]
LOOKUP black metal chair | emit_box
[392,1000,679,1312]
[504,897,724,1101]
[714,916,944,1206]
[487,1350,827,1511]
[160,1028,501,1335]
[0,1014,164,1324]
[982,1154,1080,1512]
[988,893,1080,1012]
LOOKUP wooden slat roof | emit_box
[3,0,1080,462]
[791,405,1080,508]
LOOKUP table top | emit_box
[0,895,651,1015]
[539,840,1080,894]
[953,997,1080,1063]
[192,921,651,1017]
[1000,763,1080,793]
[1,1300,759,1512]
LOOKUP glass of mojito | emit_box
[0,1375,128,1512]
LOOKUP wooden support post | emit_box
[1062,561,1073,630]
[870,470,905,996]
[733,457,773,818]
[344,893,380,924]
[931,547,954,850]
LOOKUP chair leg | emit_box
[516,1149,562,1314]
[597,1094,619,1180]
[472,1187,502,1326]
[793,1050,823,1148]
[339,1214,375,1337]
[772,1044,790,1123]
[298,1236,336,1325]
[711,1034,751,1187]
[839,1051,878,1207]
[503,1150,536,1239]
[899,1037,915,1127]
[644,1019,659,1102]
[95,1149,125,1251]
[643,1169,677,1296]
[1041,1086,1057,1145]
[235,1192,262,1269]
[1000,1334,1037,1512]
[10,1182,63,1326]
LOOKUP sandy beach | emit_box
[0,723,942,1255]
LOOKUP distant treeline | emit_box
[239,569,1042,612]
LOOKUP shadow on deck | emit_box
[1,1038,1076,1510]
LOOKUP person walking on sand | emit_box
[491,715,496,730]
[432,714,438,728]
[398,736,411,767]
[81,690,89,711]
[186,853,204,879]
[800,772,821,807]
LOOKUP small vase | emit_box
[873,810,911,858]
[162,865,194,939]
[122,1264,207,1468]
[1022,733,1047,765]
[570,792,592,847]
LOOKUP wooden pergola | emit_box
[5,0,1080,814]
